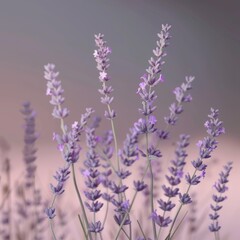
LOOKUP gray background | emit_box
[0,0,239,146]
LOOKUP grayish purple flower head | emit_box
[21,101,38,188]
[152,134,190,228]
[209,162,233,233]
[164,76,194,127]
[44,63,69,119]
[186,108,225,189]
[93,33,116,120]
[137,24,171,120]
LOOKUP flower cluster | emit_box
[209,162,233,233]
[41,26,233,240]
[21,101,38,188]
[164,76,194,127]
[44,63,69,119]
[152,135,190,227]
[185,108,225,191]
[93,33,116,120]
[83,127,103,233]
[46,109,94,220]
[99,130,113,188]
[137,24,171,122]
[14,103,47,240]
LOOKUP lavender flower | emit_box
[15,103,47,240]
[188,192,197,235]
[88,221,104,233]
[119,127,139,168]
[164,76,194,126]
[50,164,70,197]
[166,109,225,239]
[186,108,225,189]
[44,64,69,119]
[93,33,116,120]
[150,210,172,227]
[153,135,190,229]
[21,102,38,188]
[82,126,104,234]
[45,207,56,220]
[209,162,233,234]
[137,24,171,118]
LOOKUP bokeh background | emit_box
[0,0,239,239]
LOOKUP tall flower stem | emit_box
[114,160,151,240]
[165,168,197,240]
[146,129,157,240]
[71,163,92,240]
[107,104,119,171]
[58,105,92,240]
[50,220,57,240]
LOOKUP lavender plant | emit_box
[209,162,233,240]
[40,24,233,240]
[15,102,46,240]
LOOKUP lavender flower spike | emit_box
[21,101,38,188]
[137,24,171,118]
[209,162,233,235]
[164,76,194,127]
[94,33,116,120]
[187,108,225,189]
[44,63,69,119]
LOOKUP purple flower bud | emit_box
[45,207,56,219]
[157,199,175,212]
[179,193,192,205]
[88,221,103,233]
[134,181,147,192]
[85,201,103,213]
[150,210,172,227]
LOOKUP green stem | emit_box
[94,212,97,240]
[71,163,92,240]
[56,108,92,239]
[121,227,131,240]
[50,219,57,240]
[78,214,88,240]
[170,211,188,239]
[146,131,157,240]
[166,169,197,240]
[137,220,147,240]
[102,190,109,228]
[114,160,151,240]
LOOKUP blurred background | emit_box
[0,0,239,239]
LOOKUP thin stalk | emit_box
[137,220,147,240]
[166,169,197,240]
[146,129,157,240]
[102,189,109,228]
[114,160,151,240]
[96,146,117,173]
[50,220,57,240]
[71,163,92,240]
[170,211,188,240]
[129,222,132,240]
[78,214,88,240]
[94,212,97,240]
[108,105,119,171]
[121,227,131,240]
[157,201,168,239]
[106,96,131,236]
[57,107,92,240]
[6,161,11,239]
